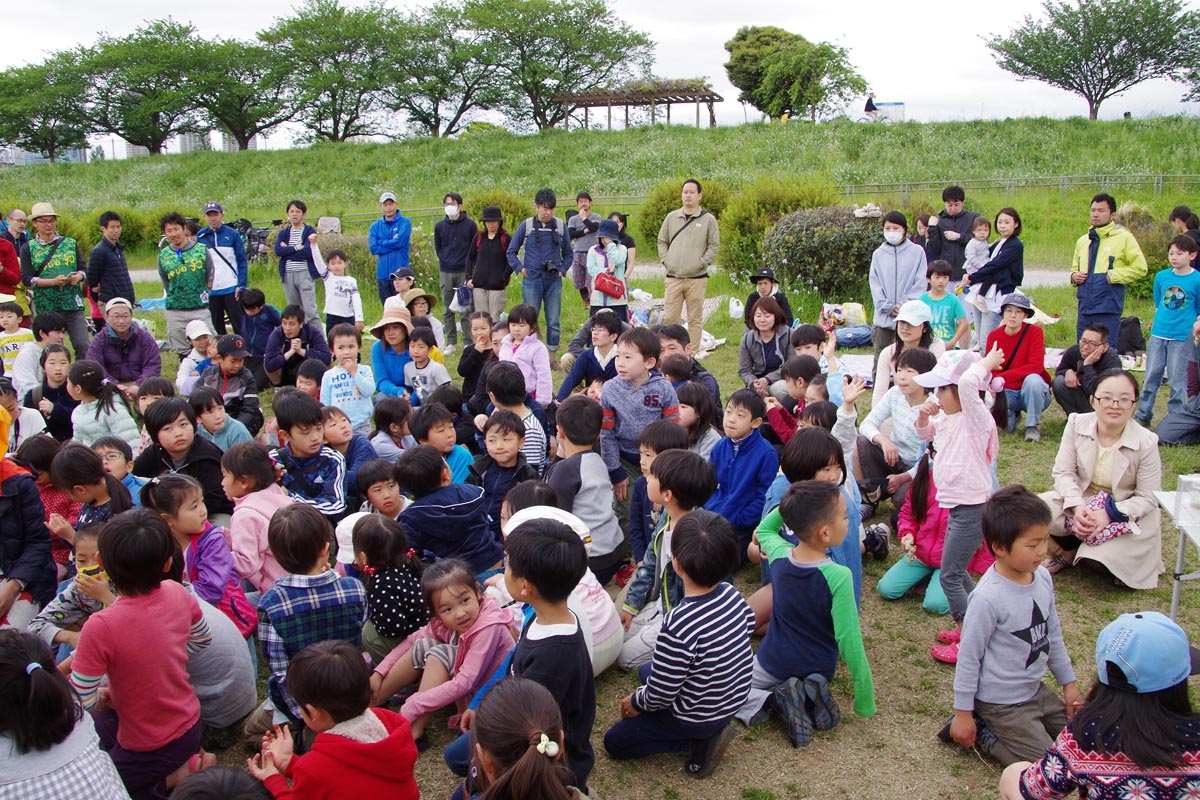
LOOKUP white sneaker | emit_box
[444,344,457,356]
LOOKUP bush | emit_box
[1115,200,1170,301]
[720,176,838,280]
[637,178,731,244]
[315,231,438,289]
[463,189,529,234]
[761,206,881,301]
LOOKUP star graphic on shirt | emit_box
[1010,602,1050,669]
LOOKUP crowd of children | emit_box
[1,222,1198,800]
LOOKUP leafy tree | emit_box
[80,19,205,155]
[190,39,297,150]
[0,54,92,162]
[258,0,394,142]
[987,0,1200,120]
[465,0,654,130]
[724,26,805,108]
[380,3,507,138]
[757,41,867,122]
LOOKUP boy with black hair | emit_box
[11,310,66,399]
[484,361,548,475]
[764,355,822,443]
[321,405,376,510]
[659,354,693,388]
[0,299,32,376]
[629,419,690,569]
[396,444,500,575]
[605,510,753,778]
[790,324,846,405]
[197,333,264,435]
[426,383,476,453]
[264,304,332,387]
[93,435,146,506]
[189,386,253,451]
[409,403,472,483]
[403,327,451,405]
[355,457,410,519]
[545,394,623,584]
[502,518,597,789]
[943,484,1079,765]
[132,396,232,516]
[741,480,875,747]
[556,310,622,402]
[238,287,281,388]
[655,323,721,418]
[621,450,717,670]
[705,389,778,557]
[247,640,418,798]
[321,323,375,438]
[921,259,969,349]
[294,358,326,401]
[270,391,346,519]
[467,409,537,537]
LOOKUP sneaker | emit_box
[772,677,814,748]
[614,563,637,587]
[936,715,954,744]
[444,344,457,356]
[803,674,841,731]
[686,724,736,778]
[863,524,890,561]
[974,718,998,756]
[1024,425,1040,442]
[936,628,961,645]
[930,642,959,664]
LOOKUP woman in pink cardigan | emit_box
[497,303,552,405]
[223,441,294,596]
[369,560,517,741]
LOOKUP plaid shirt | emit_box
[258,570,367,718]
[1,713,129,800]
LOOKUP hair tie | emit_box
[406,548,415,559]
[25,662,42,676]
[100,377,111,386]
[360,565,376,576]
[533,732,559,758]
[150,476,161,485]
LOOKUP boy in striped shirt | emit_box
[604,508,754,779]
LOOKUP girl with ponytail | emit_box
[66,359,140,453]
[48,444,133,539]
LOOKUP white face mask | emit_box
[445,205,459,218]
[884,230,905,245]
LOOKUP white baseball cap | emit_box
[379,192,397,203]
[185,319,214,340]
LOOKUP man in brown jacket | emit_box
[657,179,720,349]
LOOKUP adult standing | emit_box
[1051,323,1121,415]
[465,205,511,322]
[158,211,215,358]
[18,203,89,358]
[961,207,1025,350]
[586,218,629,322]
[85,298,161,401]
[433,192,477,352]
[657,179,720,350]
[197,202,248,335]
[1069,193,1147,347]
[273,199,320,323]
[868,211,928,369]
[86,211,135,329]
[506,189,572,362]
[923,186,980,291]
[369,191,412,306]
[0,208,29,320]
[567,191,601,307]
[986,294,1051,442]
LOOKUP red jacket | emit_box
[897,474,994,574]
[264,708,419,800]
[0,238,19,298]
[987,322,1050,389]
[766,400,806,446]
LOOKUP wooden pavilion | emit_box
[554,79,723,130]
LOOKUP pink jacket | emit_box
[498,333,552,405]
[229,484,293,593]
[898,473,995,574]
[915,361,998,508]
[374,593,517,722]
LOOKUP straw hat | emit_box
[29,202,58,219]
[368,304,414,339]
[402,287,438,312]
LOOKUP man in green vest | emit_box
[158,212,214,359]
[18,202,90,358]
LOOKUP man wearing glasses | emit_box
[1051,323,1121,415]
[84,298,161,403]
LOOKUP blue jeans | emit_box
[521,271,563,350]
[602,663,728,760]
[1137,336,1189,424]
[1077,311,1121,348]
[1005,374,1052,431]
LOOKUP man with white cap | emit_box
[85,297,162,401]
[196,201,248,335]
[18,202,90,358]
[369,192,412,306]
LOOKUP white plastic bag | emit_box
[728,297,745,320]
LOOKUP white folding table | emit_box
[1154,490,1200,620]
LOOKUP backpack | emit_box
[474,231,510,250]
[1118,316,1146,356]
[525,217,565,247]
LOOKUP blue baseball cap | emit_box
[1096,611,1200,693]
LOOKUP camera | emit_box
[540,260,558,273]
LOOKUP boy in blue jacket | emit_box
[705,389,778,561]
[238,288,281,389]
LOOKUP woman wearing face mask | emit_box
[869,211,929,372]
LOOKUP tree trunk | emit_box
[1088,99,1099,121]
[235,132,253,151]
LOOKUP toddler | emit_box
[351,514,429,664]
[321,323,375,436]
[498,303,551,405]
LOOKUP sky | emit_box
[8,0,1196,156]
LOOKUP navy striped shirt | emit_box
[632,582,754,724]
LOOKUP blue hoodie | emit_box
[705,428,778,532]
[399,483,501,574]
[369,213,412,280]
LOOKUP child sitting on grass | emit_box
[67,360,139,453]
[763,356,822,445]
[468,409,538,539]
[47,444,133,544]
[628,420,690,573]
[426,384,477,453]
[222,441,292,596]
[369,395,416,463]
[188,387,253,451]
[351,514,429,664]
[354,458,410,519]
[28,523,112,655]
[247,640,418,800]
[16,435,79,578]
[404,327,451,406]
[321,323,375,437]
[134,376,175,455]
[132,397,232,518]
[196,334,263,436]
[705,389,778,559]
[269,391,346,521]
[410,403,473,483]
[321,405,376,510]
[93,435,146,507]
[481,361,549,476]
[604,511,753,779]
[24,343,76,441]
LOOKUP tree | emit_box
[724,26,806,108]
[757,41,867,122]
[987,0,1200,120]
[0,54,92,162]
[380,3,507,138]
[258,0,394,143]
[81,19,206,155]
[466,0,654,131]
[190,39,297,150]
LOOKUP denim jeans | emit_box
[603,662,728,760]
[975,309,1001,353]
[1005,374,1052,430]
[1136,335,1189,424]
[521,271,563,350]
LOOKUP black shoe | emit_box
[863,524,890,561]
[803,674,841,731]
[936,715,954,744]
[686,724,736,778]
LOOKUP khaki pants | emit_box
[975,683,1069,765]
[472,288,507,323]
[164,308,212,358]
[663,275,707,351]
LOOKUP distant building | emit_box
[125,143,150,159]
[177,132,205,153]
[221,132,259,152]
[0,145,87,165]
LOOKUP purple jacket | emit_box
[85,325,162,384]
[264,321,332,373]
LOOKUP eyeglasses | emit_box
[98,452,126,462]
[1094,396,1134,409]
[1079,338,1104,348]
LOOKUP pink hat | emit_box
[913,350,981,389]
